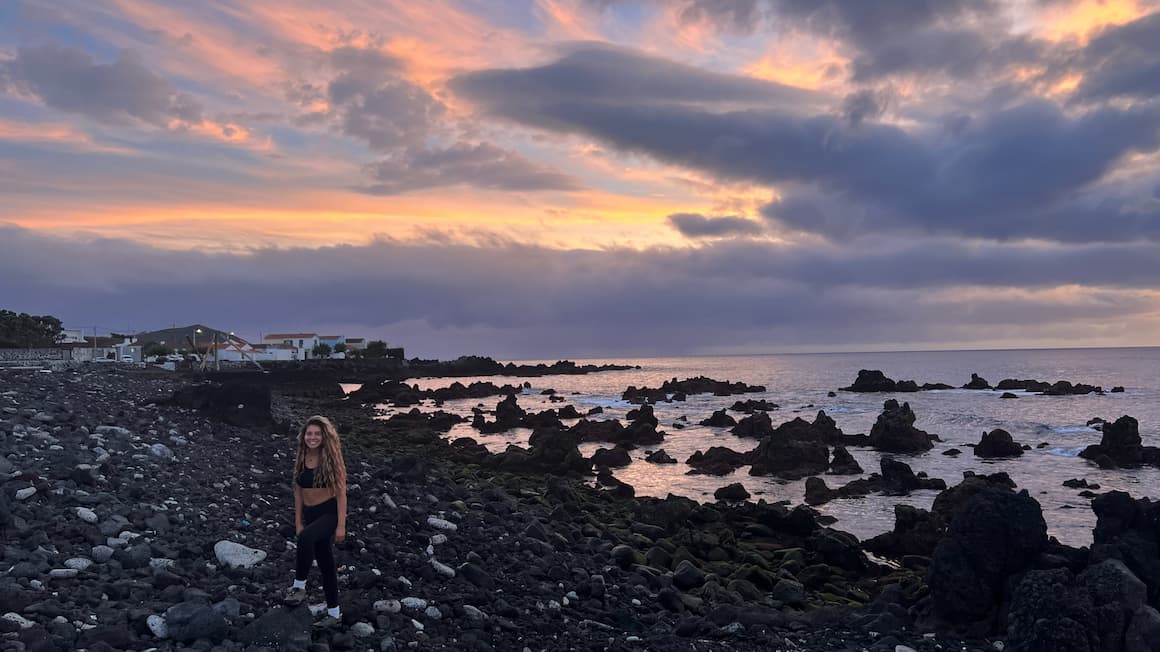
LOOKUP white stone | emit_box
[213,540,267,569]
[424,606,442,620]
[49,569,78,579]
[993,643,1006,651]
[351,622,375,637]
[426,516,457,532]
[374,599,402,614]
[65,558,93,571]
[411,619,424,631]
[381,493,397,509]
[2,612,36,629]
[147,614,168,638]
[895,646,918,652]
[75,507,98,523]
[95,426,132,437]
[430,534,448,546]
[15,487,36,500]
[401,597,427,610]
[430,559,455,578]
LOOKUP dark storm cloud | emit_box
[840,88,890,126]
[1075,12,1160,101]
[771,0,997,50]
[454,50,1160,242]
[667,213,765,237]
[356,142,582,194]
[849,30,1048,82]
[0,44,203,127]
[3,224,1159,357]
[322,47,444,151]
[451,44,818,113]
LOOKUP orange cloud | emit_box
[745,36,847,91]
[0,118,136,155]
[1038,0,1147,43]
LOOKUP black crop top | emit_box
[296,465,329,489]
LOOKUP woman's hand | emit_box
[334,525,346,544]
[295,523,303,537]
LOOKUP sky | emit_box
[2,0,1160,358]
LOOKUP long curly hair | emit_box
[294,415,346,491]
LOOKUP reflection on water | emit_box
[376,348,1160,547]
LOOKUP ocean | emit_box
[379,347,1160,547]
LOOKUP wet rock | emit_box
[748,438,829,480]
[699,409,736,427]
[828,446,863,475]
[974,429,1025,458]
[865,400,934,453]
[713,483,749,502]
[962,373,992,390]
[591,446,631,468]
[1080,416,1160,468]
[686,447,748,476]
[645,449,677,464]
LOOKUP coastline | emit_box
[1,363,1154,650]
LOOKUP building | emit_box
[59,328,87,344]
[263,333,320,358]
[318,335,346,349]
[59,336,120,362]
[344,337,366,351]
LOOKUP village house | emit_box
[262,333,320,359]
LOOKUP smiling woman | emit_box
[286,415,348,628]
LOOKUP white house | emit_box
[263,332,320,358]
[60,328,87,344]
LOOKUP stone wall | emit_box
[0,348,71,362]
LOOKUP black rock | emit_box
[974,429,1025,458]
[165,601,227,643]
[713,483,750,502]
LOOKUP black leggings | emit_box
[296,498,339,607]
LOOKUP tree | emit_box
[364,340,388,358]
[144,343,172,357]
[312,342,332,358]
[333,342,347,354]
[0,310,64,348]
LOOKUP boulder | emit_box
[828,446,863,475]
[974,429,1025,458]
[699,409,736,427]
[961,373,992,390]
[714,483,750,502]
[686,447,749,476]
[731,412,774,438]
[165,601,226,643]
[591,446,632,468]
[748,439,829,480]
[1080,416,1160,468]
[927,488,1049,626]
[213,541,266,569]
[645,449,677,464]
[866,400,934,453]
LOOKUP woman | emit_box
[283,415,347,626]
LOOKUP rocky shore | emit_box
[2,365,1157,651]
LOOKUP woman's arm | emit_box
[294,484,303,535]
[334,484,347,543]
